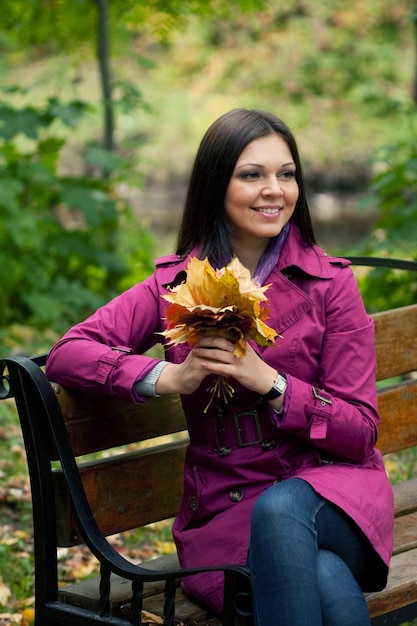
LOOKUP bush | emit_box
[0,93,155,344]
[350,113,417,312]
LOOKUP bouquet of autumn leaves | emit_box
[161,256,278,412]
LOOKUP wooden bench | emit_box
[1,258,417,626]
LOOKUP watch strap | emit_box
[262,373,287,401]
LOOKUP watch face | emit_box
[275,375,287,395]
[263,374,287,400]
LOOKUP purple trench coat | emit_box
[46,224,394,614]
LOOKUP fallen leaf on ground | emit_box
[141,610,163,624]
[0,615,22,625]
[21,608,34,623]
[0,579,11,606]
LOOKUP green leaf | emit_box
[0,176,23,213]
[61,185,118,227]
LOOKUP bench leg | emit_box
[223,570,253,626]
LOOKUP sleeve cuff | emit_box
[271,376,291,423]
[134,361,170,397]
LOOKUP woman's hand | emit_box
[155,335,280,401]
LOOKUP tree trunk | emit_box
[413,4,417,104]
[96,0,114,154]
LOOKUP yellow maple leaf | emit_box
[216,256,270,301]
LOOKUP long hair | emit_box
[175,108,316,265]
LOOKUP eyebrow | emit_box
[237,161,296,169]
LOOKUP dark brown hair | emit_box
[176,108,316,266]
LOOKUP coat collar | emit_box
[277,224,334,280]
[155,223,348,286]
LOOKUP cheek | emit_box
[225,181,246,207]
[287,184,299,207]
[226,179,262,208]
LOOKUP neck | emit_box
[230,240,269,276]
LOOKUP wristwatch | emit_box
[262,372,287,401]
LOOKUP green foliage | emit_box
[354,266,417,313]
[349,111,417,312]
[0,93,155,340]
[1,1,414,182]
[105,0,413,181]
[0,0,267,55]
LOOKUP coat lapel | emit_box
[264,269,315,334]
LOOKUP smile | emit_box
[252,206,282,214]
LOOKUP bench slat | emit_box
[393,512,417,555]
[54,443,187,546]
[54,387,187,458]
[376,379,417,455]
[373,304,417,381]
[366,547,417,618]
[392,477,417,517]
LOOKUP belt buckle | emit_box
[234,410,263,447]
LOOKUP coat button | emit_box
[230,488,243,502]
[190,495,197,511]
[216,446,231,456]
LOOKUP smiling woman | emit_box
[45,108,394,626]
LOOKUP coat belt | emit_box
[189,400,280,452]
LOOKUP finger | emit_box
[197,335,233,351]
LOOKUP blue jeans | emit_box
[248,478,371,626]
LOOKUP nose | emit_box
[261,175,284,196]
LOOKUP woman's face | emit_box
[224,133,299,249]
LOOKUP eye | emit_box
[239,170,261,180]
[279,170,296,180]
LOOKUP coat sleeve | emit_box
[45,273,166,402]
[276,266,380,463]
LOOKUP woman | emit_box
[46,108,394,625]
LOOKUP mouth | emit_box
[252,206,282,215]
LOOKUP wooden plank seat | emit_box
[1,262,417,625]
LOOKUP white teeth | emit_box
[257,207,280,214]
